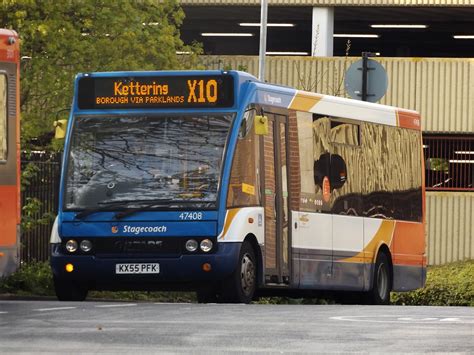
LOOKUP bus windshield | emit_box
[64,114,234,210]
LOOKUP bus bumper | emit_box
[50,242,241,291]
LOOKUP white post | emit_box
[312,7,334,57]
[258,0,268,81]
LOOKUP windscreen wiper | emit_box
[114,199,174,220]
[74,199,172,220]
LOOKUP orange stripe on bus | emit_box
[289,92,323,111]
[342,220,395,263]
[397,110,421,130]
[220,208,240,240]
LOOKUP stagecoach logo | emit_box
[110,225,168,235]
[264,94,282,105]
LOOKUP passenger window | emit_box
[0,75,7,161]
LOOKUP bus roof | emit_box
[252,81,421,130]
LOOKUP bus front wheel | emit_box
[365,252,392,305]
[222,241,257,304]
[54,277,88,301]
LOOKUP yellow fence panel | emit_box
[202,55,474,132]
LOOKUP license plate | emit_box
[115,263,160,274]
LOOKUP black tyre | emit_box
[365,252,392,305]
[54,277,88,301]
[221,241,257,304]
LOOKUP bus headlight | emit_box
[65,239,78,253]
[80,240,92,252]
[185,239,198,252]
[200,239,213,253]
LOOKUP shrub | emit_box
[391,260,474,306]
[0,262,54,296]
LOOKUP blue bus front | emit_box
[50,70,257,300]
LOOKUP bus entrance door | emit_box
[262,113,290,285]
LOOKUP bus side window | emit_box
[227,109,260,208]
[0,74,7,162]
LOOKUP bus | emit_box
[50,70,426,304]
[0,29,20,278]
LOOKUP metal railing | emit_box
[21,152,61,263]
[424,135,474,191]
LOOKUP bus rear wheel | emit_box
[54,277,88,301]
[365,252,392,305]
[221,241,257,304]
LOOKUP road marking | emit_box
[330,316,474,324]
[95,303,137,308]
[0,311,7,314]
[35,307,77,312]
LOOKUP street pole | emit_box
[361,52,369,101]
[258,0,268,81]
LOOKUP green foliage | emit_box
[256,297,332,305]
[392,260,474,306]
[20,162,56,231]
[20,161,40,191]
[0,262,54,296]
[427,158,449,172]
[21,196,55,232]
[0,0,202,149]
[223,64,248,72]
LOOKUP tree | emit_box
[0,0,201,149]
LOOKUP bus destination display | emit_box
[77,75,234,109]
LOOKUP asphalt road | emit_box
[0,300,473,353]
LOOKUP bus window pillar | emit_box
[311,7,334,57]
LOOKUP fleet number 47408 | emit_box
[179,212,203,220]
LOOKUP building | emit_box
[179,0,474,265]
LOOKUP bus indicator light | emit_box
[202,263,212,272]
[65,263,74,273]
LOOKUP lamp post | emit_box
[258,0,268,81]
